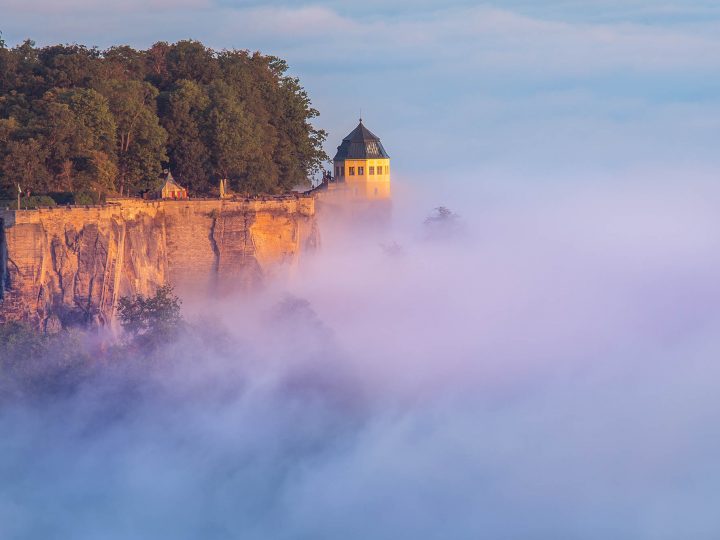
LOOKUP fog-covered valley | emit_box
[2,175,720,539]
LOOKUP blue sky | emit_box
[2,0,720,186]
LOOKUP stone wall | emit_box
[0,197,318,329]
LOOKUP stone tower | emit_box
[332,119,391,200]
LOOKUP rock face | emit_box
[0,197,318,328]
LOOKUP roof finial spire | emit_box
[359,108,363,124]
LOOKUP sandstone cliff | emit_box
[0,197,318,329]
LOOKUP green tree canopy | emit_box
[97,79,167,194]
[0,38,328,199]
[0,87,117,195]
[160,79,211,193]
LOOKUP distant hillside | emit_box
[0,38,328,201]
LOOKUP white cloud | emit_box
[6,2,720,74]
[234,5,361,37]
[0,0,213,15]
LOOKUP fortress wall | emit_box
[314,185,392,227]
[0,197,317,328]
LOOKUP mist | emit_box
[2,173,720,539]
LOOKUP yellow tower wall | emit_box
[333,158,391,199]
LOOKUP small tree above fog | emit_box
[423,206,463,240]
[117,285,183,348]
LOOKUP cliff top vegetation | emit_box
[0,35,328,203]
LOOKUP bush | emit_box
[48,192,75,205]
[423,206,464,240]
[73,190,103,205]
[45,191,104,206]
[15,196,57,209]
[0,321,92,400]
[117,285,183,349]
[0,321,49,361]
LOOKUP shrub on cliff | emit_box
[0,321,49,360]
[17,195,57,209]
[0,321,93,400]
[117,285,183,350]
[1,195,59,210]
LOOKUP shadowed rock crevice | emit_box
[208,212,221,287]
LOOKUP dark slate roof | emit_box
[333,120,390,161]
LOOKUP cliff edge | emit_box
[0,197,318,329]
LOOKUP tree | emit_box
[117,285,183,348]
[98,80,167,194]
[100,45,148,82]
[58,88,116,156]
[1,138,51,196]
[264,58,327,190]
[284,82,328,187]
[57,89,117,193]
[15,88,117,193]
[27,92,85,190]
[0,321,93,400]
[0,38,328,198]
[206,80,256,190]
[160,79,211,193]
[165,40,219,86]
[83,150,118,197]
[35,45,101,92]
[423,207,464,240]
[0,321,49,362]
[0,40,39,99]
[145,41,170,87]
[0,117,18,195]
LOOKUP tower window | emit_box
[349,167,355,176]
[358,166,364,175]
[374,187,378,195]
[369,166,375,175]
[377,166,383,175]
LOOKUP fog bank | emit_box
[2,174,720,539]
